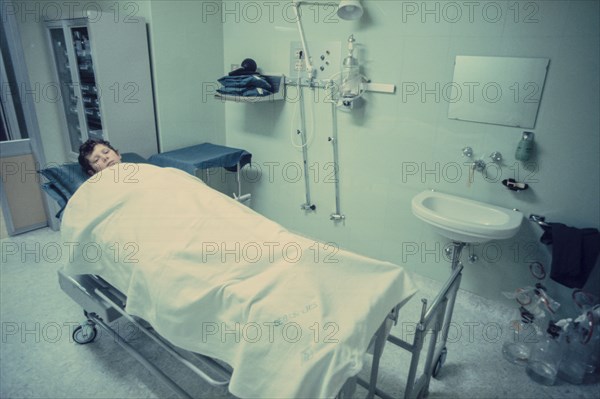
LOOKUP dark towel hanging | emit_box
[540,223,600,288]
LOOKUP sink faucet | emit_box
[462,147,495,186]
[472,159,486,172]
[468,159,486,186]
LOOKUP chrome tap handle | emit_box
[472,159,486,171]
[489,151,503,163]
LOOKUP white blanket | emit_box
[61,163,417,398]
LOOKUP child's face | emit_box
[86,144,122,174]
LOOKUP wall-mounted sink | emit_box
[412,190,523,243]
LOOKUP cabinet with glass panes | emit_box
[46,12,157,160]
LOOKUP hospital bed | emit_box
[41,146,464,398]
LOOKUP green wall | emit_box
[146,0,225,151]
[220,0,600,312]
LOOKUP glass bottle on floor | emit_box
[526,321,563,385]
[502,306,538,365]
[558,306,600,383]
[501,285,557,366]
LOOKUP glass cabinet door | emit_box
[49,27,82,154]
[69,26,103,141]
[46,15,157,160]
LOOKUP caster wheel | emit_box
[432,347,447,378]
[73,322,97,344]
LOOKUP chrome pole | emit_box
[298,81,316,211]
[329,83,344,221]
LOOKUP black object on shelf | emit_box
[502,178,529,192]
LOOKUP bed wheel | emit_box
[73,321,97,344]
[432,347,447,378]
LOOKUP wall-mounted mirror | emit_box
[448,56,549,128]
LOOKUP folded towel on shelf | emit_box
[540,223,600,289]
[217,86,272,97]
[217,74,273,97]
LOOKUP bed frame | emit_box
[59,259,463,399]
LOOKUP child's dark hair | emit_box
[78,139,118,175]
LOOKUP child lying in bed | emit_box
[78,139,122,175]
[62,158,418,398]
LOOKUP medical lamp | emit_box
[337,0,364,20]
[292,0,363,81]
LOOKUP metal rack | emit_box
[529,214,550,228]
[214,75,286,103]
[358,243,466,399]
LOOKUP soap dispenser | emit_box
[515,131,535,161]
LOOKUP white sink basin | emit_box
[411,190,523,243]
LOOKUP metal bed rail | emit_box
[61,270,396,398]
[59,270,231,398]
[61,263,461,399]
[94,290,231,387]
[357,263,465,399]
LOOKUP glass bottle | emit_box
[502,306,537,365]
[571,297,600,376]
[340,35,361,102]
[558,328,589,384]
[560,306,600,382]
[526,322,563,386]
[586,306,600,374]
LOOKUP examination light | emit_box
[292,0,364,80]
[337,0,363,20]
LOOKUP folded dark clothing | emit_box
[228,68,256,77]
[242,87,272,97]
[216,86,272,97]
[540,222,600,288]
[218,74,272,91]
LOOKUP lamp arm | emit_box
[292,1,315,80]
[292,0,361,82]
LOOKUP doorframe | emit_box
[1,10,59,231]
[0,49,22,141]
